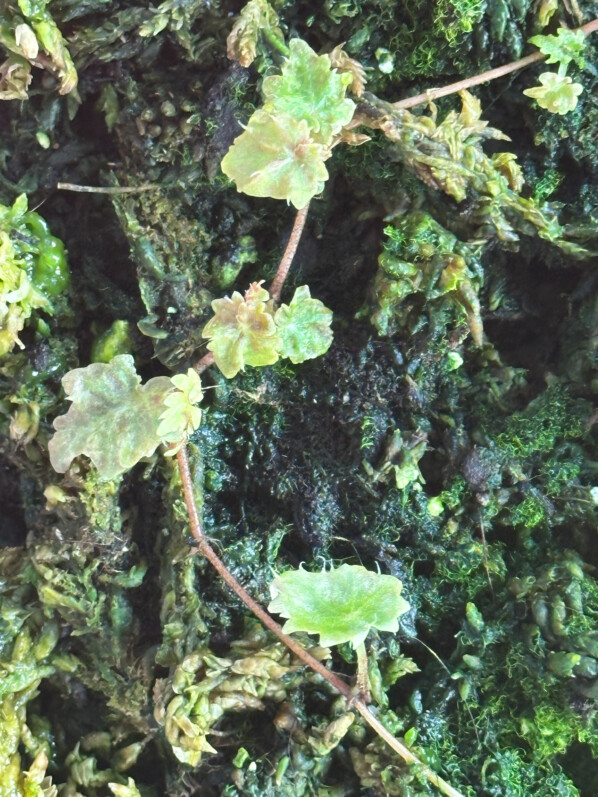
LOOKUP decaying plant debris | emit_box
[2,0,598,794]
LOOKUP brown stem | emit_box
[268,203,310,305]
[393,17,598,110]
[194,351,215,374]
[175,444,466,797]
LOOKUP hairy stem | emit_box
[268,203,310,305]
[393,17,598,110]
[176,444,466,797]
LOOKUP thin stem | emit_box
[175,444,466,797]
[268,203,310,305]
[393,17,598,110]
[56,182,159,194]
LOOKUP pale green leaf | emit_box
[274,285,333,363]
[262,38,355,144]
[48,355,173,480]
[202,282,281,378]
[523,72,583,115]
[268,563,410,648]
[529,28,586,68]
[157,368,203,445]
[221,110,329,209]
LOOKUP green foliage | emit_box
[0,195,69,357]
[48,355,203,480]
[262,39,355,145]
[0,0,77,98]
[268,564,410,648]
[370,90,588,255]
[226,0,284,67]
[524,28,586,115]
[221,38,355,208]
[529,28,586,69]
[157,368,203,447]
[202,282,333,378]
[202,282,281,378]
[493,386,586,458]
[154,623,302,766]
[274,285,333,364]
[221,110,330,210]
[366,212,483,343]
[523,72,583,115]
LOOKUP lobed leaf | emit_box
[268,563,410,648]
[274,285,333,363]
[157,368,203,448]
[262,38,355,145]
[202,282,281,378]
[48,355,173,480]
[529,28,586,69]
[221,110,329,209]
[523,72,583,115]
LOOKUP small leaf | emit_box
[274,285,333,363]
[202,282,281,378]
[221,110,329,209]
[157,368,203,446]
[529,28,586,69]
[523,72,583,115]
[48,355,173,480]
[268,563,410,648]
[262,39,355,144]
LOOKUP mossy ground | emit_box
[2,0,598,795]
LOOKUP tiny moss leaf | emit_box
[48,354,173,480]
[274,285,333,363]
[268,563,410,648]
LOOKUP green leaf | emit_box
[221,110,329,209]
[157,368,203,447]
[529,28,586,69]
[262,38,355,145]
[48,355,173,480]
[268,563,410,648]
[523,72,583,115]
[202,282,281,378]
[274,285,333,363]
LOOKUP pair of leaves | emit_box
[48,356,203,480]
[221,38,355,208]
[268,563,410,648]
[525,28,586,115]
[202,282,333,378]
